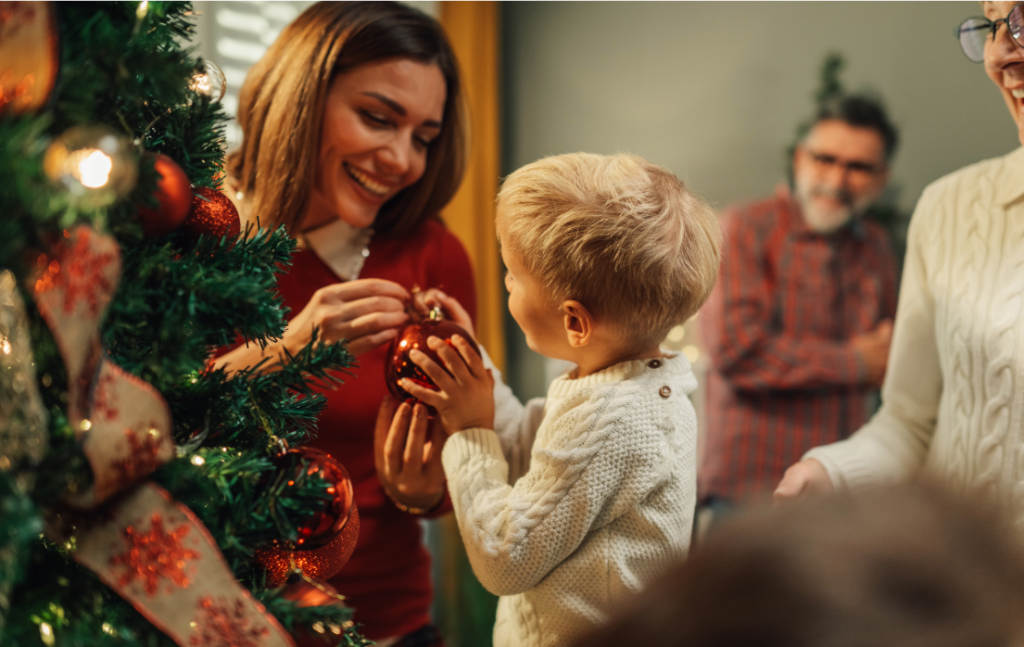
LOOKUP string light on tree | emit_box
[43,126,137,207]
[281,576,352,647]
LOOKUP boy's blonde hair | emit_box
[497,153,721,350]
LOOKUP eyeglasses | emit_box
[803,149,885,180]
[955,2,1024,63]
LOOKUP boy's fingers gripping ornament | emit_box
[385,303,479,415]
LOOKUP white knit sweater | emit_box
[441,352,698,647]
[805,147,1024,520]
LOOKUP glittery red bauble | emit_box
[281,579,349,647]
[181,186,241,241]
[136,154,191,237]
[255,447,360,586]
[384,312,479,414]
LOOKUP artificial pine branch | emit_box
[2,3,370,644]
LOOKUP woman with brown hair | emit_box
[215,3,472,645]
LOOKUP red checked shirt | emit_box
[698,186,898,505]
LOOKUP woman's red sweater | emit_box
[275,219,476,640]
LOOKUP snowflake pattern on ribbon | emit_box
[33,228,116,316]
[190,596,270,647]
[109,513,200,596]
[108,425,164,490]
[91,369,118,421]
[0,2,39,36]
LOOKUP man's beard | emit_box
[794,176,878,234]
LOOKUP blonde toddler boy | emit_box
[400,153,721,647]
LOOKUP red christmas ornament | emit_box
[136,153,191,237]
[254,447,360,587]
[281,579,350,647]
[385,305,479,414]
[181,186,241,241]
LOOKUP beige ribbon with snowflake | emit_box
[31,226,294,647]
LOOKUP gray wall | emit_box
[502,1,1019,399]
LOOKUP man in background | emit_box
[699,95,899,512]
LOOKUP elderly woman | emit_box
[776,1,1024,518]
[215,4,473,645]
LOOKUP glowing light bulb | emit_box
[39,622,54,646]
[667,325,685,343]
[43,126,137,207]
[192,74,210,94]
[191,455,205,466]
[682,345,700,363]
[76,149,113,188]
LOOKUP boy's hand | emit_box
[413,289,477,341]
[400,334,495,434]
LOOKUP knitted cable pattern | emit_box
[807,147,1024,523]
[443,352,697,647]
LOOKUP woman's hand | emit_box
[413,289,477,341]
[374,394,447,513]
[773,458,834,501]
[213,278,410,375]
[287,278,410,357]
[400,334,494,434]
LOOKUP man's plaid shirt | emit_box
[698,187,898,504]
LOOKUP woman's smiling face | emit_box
[984,1,1024,145]
[308,58,446,229]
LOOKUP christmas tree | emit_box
[1,3,369,645]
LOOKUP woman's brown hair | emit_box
[226,1,465,237]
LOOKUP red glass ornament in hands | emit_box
[254,447,360,587]
[384,305,479,415]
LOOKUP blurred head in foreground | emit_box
[576,483,1024,647]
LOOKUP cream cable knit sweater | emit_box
[442,352,698,647]
[805,147,1024,518]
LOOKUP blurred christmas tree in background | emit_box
[0,2,368,645]
[786,52,910,264]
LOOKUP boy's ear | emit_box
[562,300,593,348]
